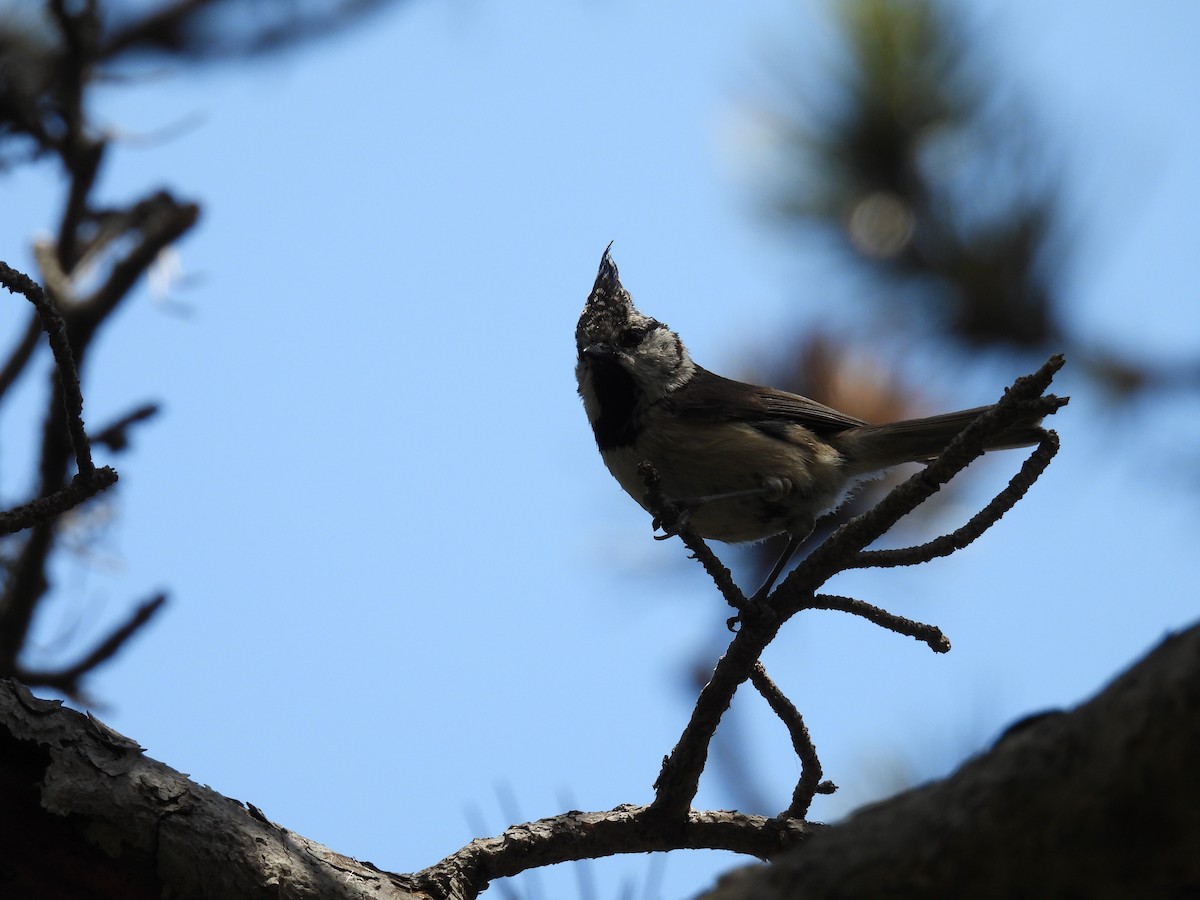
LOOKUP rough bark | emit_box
[5,622,1198,899]
[699,622,1200,899]
[0,679,416,899]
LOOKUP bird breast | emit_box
[600,414,851,543]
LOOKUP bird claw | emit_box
[652,504,692,539]
[728,596,774,632]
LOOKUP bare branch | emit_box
[0,468,118,538]
[651,612,781,820]
[0,311,43,402]
[0,11,197,693]
[410,804,814,900]
[70,191,201,338]
[748,663,832,820]
[92,403,160,453]
[773,355,1068,614]
[848,429,1061,569]
[805,594,950,654]
[0,261,122,675]
[638,461,746,611]
[15,594,167,699]
[0,261,98,477]
[650,357,1064,823]
[695,625,1200,900]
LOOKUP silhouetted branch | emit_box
[92,403,160,453]
[776,355,1067,610]
[15,594,167,699]
[639,462,746,611]
[101,0,401,61]
[69,191,201,338]
[748,663,832,820]
[1,0,364,712]
[0,469,118,538]
[651,610,782,820]
[804,594,950,653]
[649,356,1065,825]
[0,263,126,672]
[0,262,99,477]
[849,429,1060,569]
[0,312,43,402]
[696,624,1200,900]
[410,804,813,900]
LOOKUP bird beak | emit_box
[582,343,616,360]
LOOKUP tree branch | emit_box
[0,468,118,538]
[0,677,420,899]
[92,403,160,453]
[774,355,1067,612]
[697,623,1200,899]
[749,663,833,820]
[410,804,813,900]
[803,594,950,653]
[649,356,1065,823]
[848,429,1060,570]
[15,593,167,699]
[639,462,746,611]
[0,261,100,478]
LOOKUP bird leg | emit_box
[652,485,781,538]
[752,532,805,602]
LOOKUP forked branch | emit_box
[848,429,1060,570]
[650,355,1065,820]
[410,356,1066,899]
[0,264,159,691]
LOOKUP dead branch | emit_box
[749,662,832,820]
[697,623,1200,900]
[647,356,1065,827]
[409,804,813,900]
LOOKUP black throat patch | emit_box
[585,356,644,451]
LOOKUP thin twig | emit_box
[15,594,167,698]
[92,403,160,453]
[0,313,45,403]
[0,262,97,477]
[805,594,951,653]
[849,430,1060,569]
[0,469,119,537]
[773,356,1068,615]
[748,662,831,820]
[71,192,201,336]
[651,357,1066,820]
[637,462,746,611]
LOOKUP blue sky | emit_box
[2,2,1199,896]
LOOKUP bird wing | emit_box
[664,367,865,436]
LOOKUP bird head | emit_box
[575,246,695,410]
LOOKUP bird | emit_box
[575,246,1064,600]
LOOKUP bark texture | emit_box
[5,623,1198,900]
[700,623,1200,899]
[0,679,416,899]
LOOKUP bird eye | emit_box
[617,327,647,348]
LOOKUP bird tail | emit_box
[833,404,1055,476]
